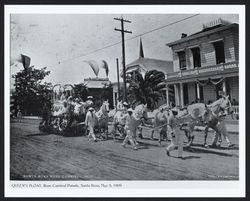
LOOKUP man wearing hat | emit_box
[85,107,97,142]
[122,102,129,111]
[121,108,138,150]
[166,108,184,159]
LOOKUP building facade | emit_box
[84,77,114,108]
[165,19,239,107]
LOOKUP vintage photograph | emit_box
[8,10,241,183]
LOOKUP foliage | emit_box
[73,83,89,101]
[12,66,52,116]
[127,70,166,110]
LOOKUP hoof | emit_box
[166,150,170,156]
[203,143,209,148]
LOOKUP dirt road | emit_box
[10,119,239,180]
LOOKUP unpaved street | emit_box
[10,119,239,180]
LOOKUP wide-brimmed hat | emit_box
[127,108,133,112]
[67,96,73,101]
[123,102,129,106]
[88,107,94,111]
[171,108,178,115]
[87,96,93,99]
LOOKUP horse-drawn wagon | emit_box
[39,84,87,136]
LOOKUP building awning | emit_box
[165,61,239,84]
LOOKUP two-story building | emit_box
[165,19,239,107]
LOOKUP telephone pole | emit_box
[114,17,132,102]
[116,58,121,101]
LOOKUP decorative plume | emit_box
[139,38,144,58]
[84,60,99,77]
[101,60,109,77]
[21,54,31,69]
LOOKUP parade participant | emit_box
[60,91,66,102]
[73,98,82,115]
[85,107,97,142]
[17,109,22,122]
[121,108,138,150]
[41,103,50,126]
[166,108,184,159]
[211,108,233,148]
[201,106,221,148]
[61,101,68,115]
[118,102,129,136]
[123,102,129,112]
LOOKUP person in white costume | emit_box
[85,107,97,142]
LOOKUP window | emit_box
[178,51,187,70]
[191,47,201,68]
[213,41,225,64]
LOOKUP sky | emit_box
[10,13,239,86]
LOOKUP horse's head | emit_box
[101,100,110,114]
[116,100,124,111]
[133,104,148,120]
[219,95,233,114]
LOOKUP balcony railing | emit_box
[166,61,238,80]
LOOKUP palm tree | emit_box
[127,70,166,110]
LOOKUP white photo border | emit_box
[4,5,246,198]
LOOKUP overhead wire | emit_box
[56,14,200,66]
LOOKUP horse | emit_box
[177,95,233,147]
[140,105,170,145]
[112,103,148,141]
[94,100,110,139]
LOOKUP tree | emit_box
[12,66,52,116]
[127,70,166,110]
[73,83,89,101]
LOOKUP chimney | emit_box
[181,33,187,38]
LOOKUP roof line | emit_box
[166,23,238,47]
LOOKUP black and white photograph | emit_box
[4,5,245,197]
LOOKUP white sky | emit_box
[10,14,239,85]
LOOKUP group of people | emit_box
[42,90,235,159]
[111,98,234,160]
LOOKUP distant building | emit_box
[116,38,174,107]
[165,19,239,107]
[84,77,114,108]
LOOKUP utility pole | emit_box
[114,17,132,102]
[116,58,120,101]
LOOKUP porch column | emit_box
[222,78,227,94]
[113,92,116,107]
[174,84,179,106]
[165,84,169,106]
[196,82,200,100]
[180,82,184,107]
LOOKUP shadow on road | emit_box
[192,143,238,150]
[170,155,201,160]
[183,146,237,157]
[26,133,52,137]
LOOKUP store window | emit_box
[191,47,201,68]
[213,41,225,64]
[178,51,187,70]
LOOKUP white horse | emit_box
[94,100,110,139]
[178,95,233,147]
[139,105,170,144]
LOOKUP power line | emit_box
[56,14,200,66]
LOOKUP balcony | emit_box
[165,61,238,82]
